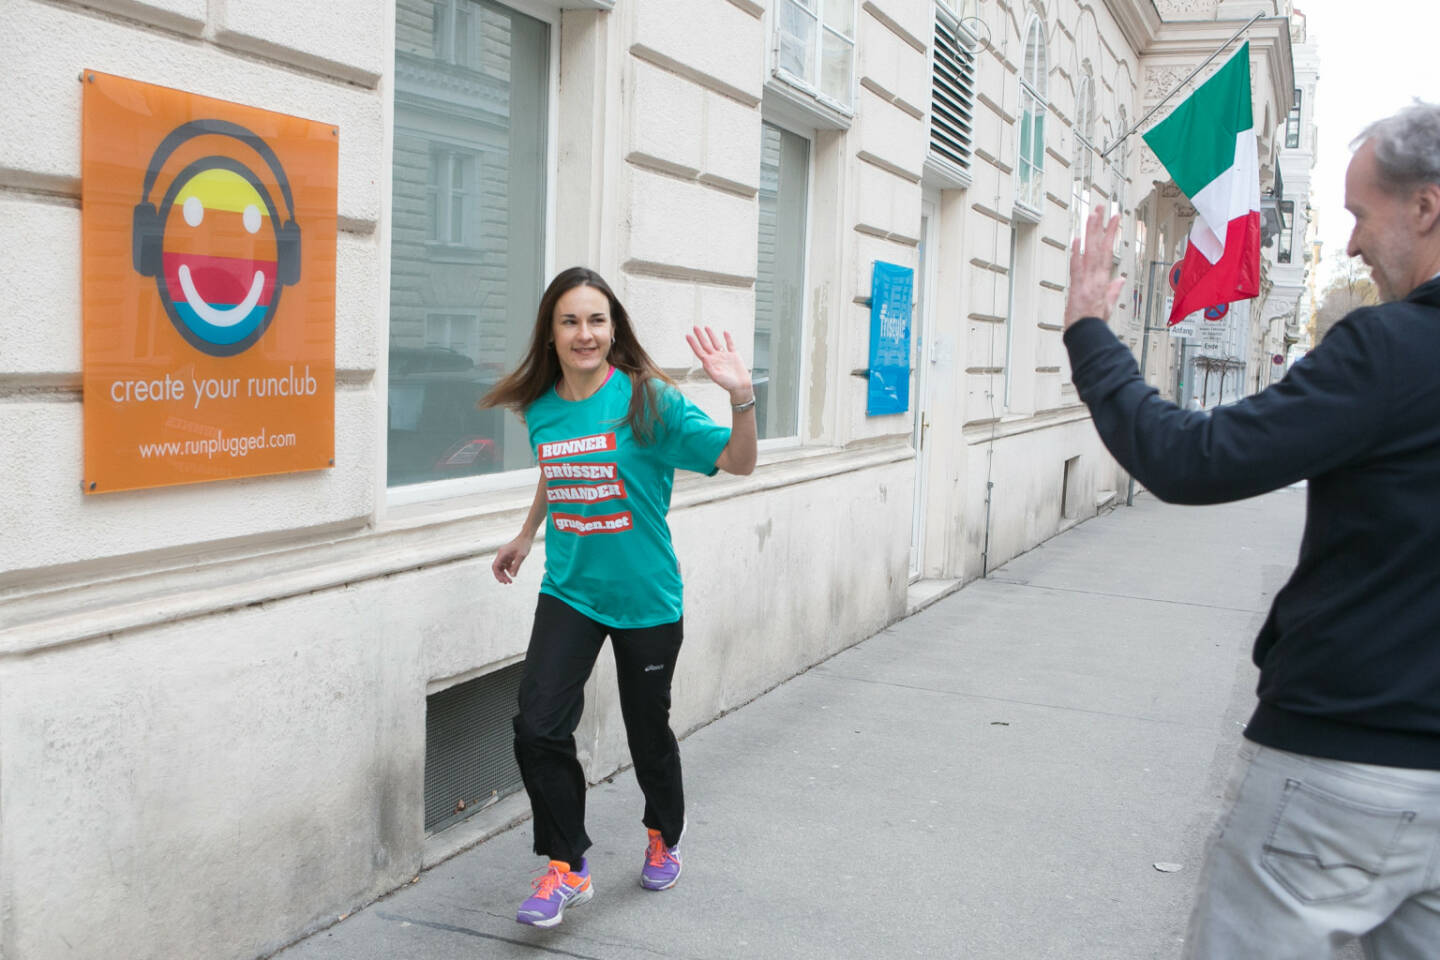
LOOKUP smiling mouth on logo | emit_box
[178,263,265,327]
[162,251,278,345]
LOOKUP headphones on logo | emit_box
[133,118,301,284]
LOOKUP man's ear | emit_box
[1413,182,1440,234]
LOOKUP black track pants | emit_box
[512,593,685,866]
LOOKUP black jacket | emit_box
[1065,277,1440,769]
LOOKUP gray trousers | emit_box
[1185,741,1440,960]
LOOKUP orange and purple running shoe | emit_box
[640,828,683,890]
[516,859,592,927]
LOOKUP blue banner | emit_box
[867,261,913,416]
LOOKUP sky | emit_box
[1296,0,1440,285]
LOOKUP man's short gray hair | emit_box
[1352,101,1440,192]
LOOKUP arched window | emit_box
[1017,14,1048,211]
[1111,104,1129,255]
[1073,71,1095,181]
[1069,69,1095,242]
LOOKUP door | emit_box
[910,200,939,581]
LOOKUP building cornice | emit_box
[1101,0,1164,54]
[1143,16,1293,114]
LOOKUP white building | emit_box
[0,1,1295,957]
[1272,7,1319,365]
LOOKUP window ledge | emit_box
[961,406,1093,444]
[763,77,853,132]
[1011,199,1042,224]
[923,154,973,190]
[0,442,912,658]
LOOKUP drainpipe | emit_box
[981,472,994,577]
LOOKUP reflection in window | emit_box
[432,0,478,67]
[754,122,809,440]
[389,0,548,487]
[774,0,856,109]
[428,149,480,247]
[1017,15,1048,212]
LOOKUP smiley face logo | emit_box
[132,119,301,357]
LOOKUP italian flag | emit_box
[1143,42,1261,325]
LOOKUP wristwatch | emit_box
[731,395,757,414]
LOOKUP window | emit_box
[432,0,479,68]
[1069,71,1095,245]
[426,312,481,356]
[1003,225,1019,407]
[1072,74,1095,183]
[1134,210,1147,263]
[428,147,481,247]
[940,0,977,15]
[1285,88,1302,149]
[1002,221,1040,413]
[929,1,978,176]
[1278,200,1294,263]
[754,122,809,440]
[774,0,857,110]
[389,0,549,488]
[1111,105,1129,258]
[1017,15,1048,213]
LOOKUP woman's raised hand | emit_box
[686,326,753,402]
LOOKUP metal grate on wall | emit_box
[423,662,525,833]
[931,7,977,174]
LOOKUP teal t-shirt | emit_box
[526,370,731,629]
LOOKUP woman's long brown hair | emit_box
[480,267,676,444]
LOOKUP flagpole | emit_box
[1101,12,1264,160]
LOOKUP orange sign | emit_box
[81,71,337,493]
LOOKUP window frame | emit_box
[385,0,562,508]
[1003,224,1020,409]
[1072,72,1095,181]
[753,115,816,451]
[1111,105,1129,261]
[1015,13,1048,216]
[1068,70,1095,246]
[1285,87,1302,149]
[770,0,859,117]
[1277,199,1295,263]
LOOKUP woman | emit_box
[483,266,756,928]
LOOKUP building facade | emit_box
[0,1,1296,957]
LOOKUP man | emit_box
[1064,102,1440,960]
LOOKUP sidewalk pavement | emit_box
[276,488,1326,960]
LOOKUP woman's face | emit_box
[551,284,614,380]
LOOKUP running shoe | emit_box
[640,828,683,890]
[516,858,592,927]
